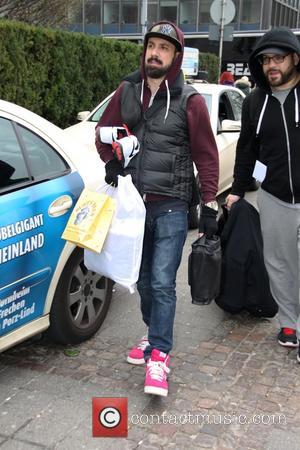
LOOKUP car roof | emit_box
[0,99,105,184]
[0,99,63,136]
[85,82,244,122]
[0,99,82,159]
[187,82,245,96]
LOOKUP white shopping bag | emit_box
[84,175,146,293]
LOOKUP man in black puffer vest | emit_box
[96,21,219,396]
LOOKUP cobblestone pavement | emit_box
[1,224,300,449]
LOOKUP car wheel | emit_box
[189,204,200,229]
[47,248,113,345]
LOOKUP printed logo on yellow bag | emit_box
[74,201,97,225]
[62,188,116,253]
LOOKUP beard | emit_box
[266,63,298,87]
[145,58,173,79]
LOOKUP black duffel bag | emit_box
[188,235,222,305]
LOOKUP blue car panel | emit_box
[0,172,84,336]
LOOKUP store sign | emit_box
[224,62,250,76]
[182,47,199,76]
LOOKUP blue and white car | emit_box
[0,100,113,352]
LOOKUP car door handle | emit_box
[48,195,73,217]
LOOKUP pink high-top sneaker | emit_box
[144,349,170,397]
[127,336,149,365]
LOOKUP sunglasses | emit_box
[258,54,290,65]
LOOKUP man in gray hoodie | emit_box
[226,27,300,361]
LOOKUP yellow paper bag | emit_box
[62,188,116,253]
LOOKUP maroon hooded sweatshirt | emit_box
[95,22,219,204]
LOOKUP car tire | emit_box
[46,248,113,345]
[189,204,200,229]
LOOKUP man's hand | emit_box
[198,205,218,238]
[105,159,124,187]
[225,194,241,210]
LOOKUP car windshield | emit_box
[89,98,111,122]
[89,92,212,123]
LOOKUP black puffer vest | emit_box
[121,70,198,203]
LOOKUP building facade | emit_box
[69,0,300,34]
[67,0,300,76]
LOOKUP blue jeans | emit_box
[137,202,188,358]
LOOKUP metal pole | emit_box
[218,0,226,81]
[142,0,148,36]
[82,0,86,34]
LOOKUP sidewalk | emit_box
[0,229,300,449]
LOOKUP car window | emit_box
[0,118,30,190]
[218,94,234,122]
[17,124,69,179]
[226,90,244,121]
[89,97,112,123]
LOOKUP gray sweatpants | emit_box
[257,188,300,337]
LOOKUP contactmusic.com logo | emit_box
[92,397,128,437]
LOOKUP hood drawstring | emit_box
[140,79,145,104]
[164,79,170,123]
[294,89,299,127]
[256,94,269,137]
[255,88,300,135]
[141,78,170,121]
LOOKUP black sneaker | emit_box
[297,345,300,363]
[278,328,298,347]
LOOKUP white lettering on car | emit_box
[1,303,35,330]
[0,233,45,265]
[0,214,44,241]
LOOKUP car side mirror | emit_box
[218,119,241,134]
[76,111,91,121]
